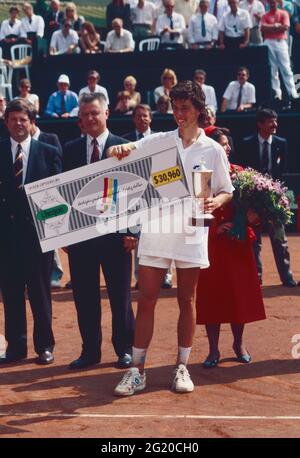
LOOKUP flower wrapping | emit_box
[229,168,294,241]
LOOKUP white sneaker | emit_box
[114,367,146,396]
[172,364,194,393]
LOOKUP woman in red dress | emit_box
[196,130,266,367]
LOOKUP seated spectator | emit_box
[45,0,64,42]
[153,94,172,114]
[45,74,78,118]
[64,2,85,33]
[106,0,132,31]
[123,104,154,140]
[105,18,135,52]
[188,0,218,49]
[208,0,229,22]
[113,91,133,115]
[221,66,256,112]
[16,78,39,112]
[49,18,79,55]
[156,0,186,50]
[34,0,50,19]
[131,0,156,38]
[154,68,177,111]
[20,2,45,44]
[193,69,217,111]
[123,75,141,109]
[0,96,7,119]
[79,70,110,104]
[240,0,265,45]
[0,6,22,45]
[80,21,101,54]
[219,0,251,49]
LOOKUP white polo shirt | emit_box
[134,129,234,266]
[104,29,135,52]
[240,0,265,28]
[0,19,22,40]
[188,12,219,44]
[223,80,256,109]
[219,8,252,37]
[131,1,156,25]
[20,14,45,38]
[79,85,110,104]
[50,29,79,54]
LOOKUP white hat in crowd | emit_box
[57,74,70,85]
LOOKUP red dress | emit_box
[196,165,266,325]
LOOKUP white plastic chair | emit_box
[0,48,13,100]
[138,38,160,52]
[10,44,32,81]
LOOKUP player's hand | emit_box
[203,197,219,214]
[123,236,138,252]
[216,222,233,235]
[107,144,135,161]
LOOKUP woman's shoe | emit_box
[233,345,251,364]
[202,354,220,369]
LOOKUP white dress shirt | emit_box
[11,135,31,185]
[79,85,110,104]
[202,84,218,111]
[240,0,265,28]
[50,29,79,54]
[156,12,186,44]
[208,0,230,23]
[223,80,256,109]
[131,1,156,25]
[174,0,198,25]
[20,14,45,38]
[188,12,218,44]
[0,19,22,40]
[258,134,272,172]
[105,29,135,52]
[31,126,41,140]
[219,9,252,37]
[86,130,110,163]
[135,127,152,139]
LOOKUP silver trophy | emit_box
[189,160,214,226]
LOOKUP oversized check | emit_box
[25,135,191,252]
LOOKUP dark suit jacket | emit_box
[45,10,64,37]
[122,130,156,142]
[38,131,63,156]
[0,137,62,265]
[239,134,287,180]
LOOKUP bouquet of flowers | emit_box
[229,167,294,241]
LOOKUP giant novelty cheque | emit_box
[25,136,191,252]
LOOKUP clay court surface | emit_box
[0,234,300,438]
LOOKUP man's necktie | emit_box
[91,138,100,163]
[137,132,144,140]
[261,141,269,174]
[236,85,243,109]
[9,21,14,27]
[14,143,23,190]
[201,15,206,38]
[169,16,175,41]
[213,0,218,18]
[61,93,66,115]
[29,17,32,25]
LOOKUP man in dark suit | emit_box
[0,99,62,365]
[63,93,137,370]
[30,108,64,288]
[240,108,297,287]
[44,0,64,42]
[123,104,155,141]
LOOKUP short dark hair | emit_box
[9,6,19,14]
[256,108,278,124]
[208,129,227,143]
[237,66,249,76]
[87,70,100,81]
[170,80,206,124]
[79,92,108,107]
[132,104,152,119]
[5,98,35,121]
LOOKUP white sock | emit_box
[177,346,192,366]
[132,346,147,367]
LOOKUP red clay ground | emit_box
[0,235,300,438]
